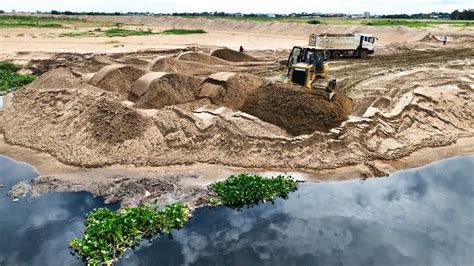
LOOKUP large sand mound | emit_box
[199,72,264,109]
[2,49,472,171]
[177,52,231,65]
[90,65,147,97]
[151,57,225,76]
[211,48,260,62]
[241,83,353,135]
[134,73,201,109]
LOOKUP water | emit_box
[119,155,474,266]
[0,156,118,265]
[0,155,473,266]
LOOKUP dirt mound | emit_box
[241,83,353,135]
[91,65,146,97]
[199,72,264,109]
[177,52,231,65]
[151,57,223,76]
[28,67,83,89]
[211,48,261,62]
[87,98,151,144]
[134,73,201,109]
[28,53,110,75]
[419,33,441,43]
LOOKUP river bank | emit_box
[1,155,473,265]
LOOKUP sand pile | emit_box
[211,48,261,62]
[151,57,225,76]
[241,83,353,135]
[134,73,201,109]
[86,98,152,144]
[90,65,147,97]
[199,72,264,109]
[28,53,111,75]
[2,49,472,172]
[177,52,231,65]
[27,67,83,89]
[419,33,441,43]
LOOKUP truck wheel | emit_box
[325,50,332,59]
[360,50,369,59]
[332,51,342,59]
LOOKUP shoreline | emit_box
[1,134,472,207]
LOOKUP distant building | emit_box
[364,12,370,18]
[266,13,276,18]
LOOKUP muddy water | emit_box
[0,156,118,265]
[0,155,473,266]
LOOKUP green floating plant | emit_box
[70,202,190,266]
[209,173,298,208]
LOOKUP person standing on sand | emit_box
[443,37,447,45]
[239,45,245,53]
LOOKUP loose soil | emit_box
[0,18,472,208]
[199,73,264,109]
[91,65,147,98]
[151,57,228,76]
[177,51,232,65]
[241,83,353,135]
[211,48,261,62]
[135,73,202,109]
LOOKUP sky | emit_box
[0,0,472,15]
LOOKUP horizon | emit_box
[1,0,472,16]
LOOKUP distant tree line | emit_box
[449,9,474,20]
[1,9,471,20]
[380,12,450,19]
[51,10,124,16]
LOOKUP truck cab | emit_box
[358,33,376,55]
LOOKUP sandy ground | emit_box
[1,16,473,207]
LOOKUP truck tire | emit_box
[359,50,369,59]
[332,51,342,59]
[325,50,332,59]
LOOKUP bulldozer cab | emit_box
[287,46,328,88]
[288,46,325,71]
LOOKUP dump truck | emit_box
[308,33,376,59]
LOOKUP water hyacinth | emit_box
[70,202,190,266]
[209,173,299,208]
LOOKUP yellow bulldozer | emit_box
[286,46,336,99]
[287,46,328,88]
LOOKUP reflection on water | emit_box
[1,155,473,266]
[0,156,118,266]
[120,156,474,266]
